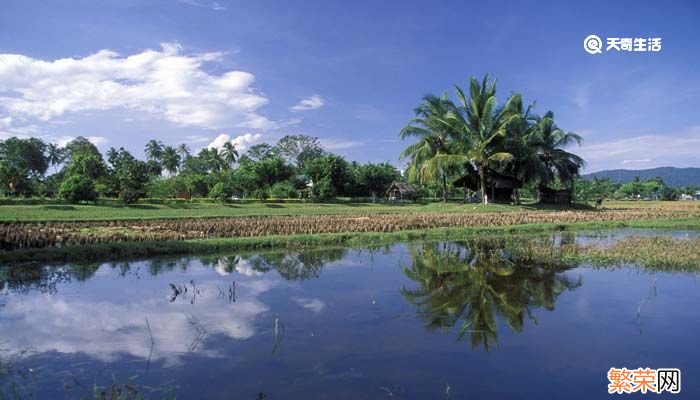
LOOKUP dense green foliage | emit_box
[0,134,403,204]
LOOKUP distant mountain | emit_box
[582,167,700,187]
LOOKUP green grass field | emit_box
[0,199,696,222]
[0,200,587,222]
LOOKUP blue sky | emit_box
[1,0,698,172]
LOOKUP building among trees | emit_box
[387,181,417,201]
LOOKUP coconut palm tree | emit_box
[106,147,119,167]
[198,147,225,172]
[448,75,515,204]
[534,111,585,189]
[499,94,547,203]
[161,146,181,176]
[221,142,239,168]
[177,143,190,157]
[400,94,459,202]
[145,139,164,163]
[46,143,66,174]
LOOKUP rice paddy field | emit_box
[2,201,700,264]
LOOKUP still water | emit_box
[1,231,700,399]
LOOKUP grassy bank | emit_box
[0,201,532,222]
[3,217,700,265]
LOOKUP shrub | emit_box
[59,175,97,203]
[270,181,298,198]
[146,177,175,199]
[209,182,232,202]
[311,176,336,201]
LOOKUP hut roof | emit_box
[386,181,417,194]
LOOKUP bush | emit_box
[311,177,336,201]
[120,187,145,204]
[270,181,298,198]
[146,177,175,199]
[59,175,97,203]
[209,182,233,202]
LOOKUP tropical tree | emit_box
[161,146,181,176]
[176,144,190,169]
[106,147,119,167]
[198,147,226,173]
[304,153,350,200]
[355,162,401,201]
[534,111,584,189]
[145,139,164,163]
[0,137,49,195]
[274,134,325,168]
[46,143,66,174]
[448,76,515,204]
[221,142,239,168]
[400,94,459,202]
[499,94,546,203]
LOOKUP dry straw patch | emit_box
[2,209,700,251]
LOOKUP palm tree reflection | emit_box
[401,240,582,351]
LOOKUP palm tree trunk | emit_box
[442,171,448,202]
[479,166,487,205]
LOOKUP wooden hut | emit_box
[175,191,192,200]
[453,168,516,203]
[538,187,572,204]
[387,181,418,201]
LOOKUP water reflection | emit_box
[3,233,700,398]
[401,240,582,350]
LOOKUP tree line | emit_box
[399,75,585,204]
[574,176,697,201]
[0,134,402,203]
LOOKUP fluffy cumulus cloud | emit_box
[0,43,273,130]
[290,95,324,112]
[207,132,262,151]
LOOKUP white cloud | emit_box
[290,95,324,112]
[573,85,591,111]
[579,126,700,171]
[181,134,212,144]
[293,297,326,314]
[214,259,263,277]
[0,116,11,128]
[0,43,273,130]
[0,276,277,366]
[207,132,262,151]
[177,0,226,11]
[320,138,364,150]
[621,159,651,165]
